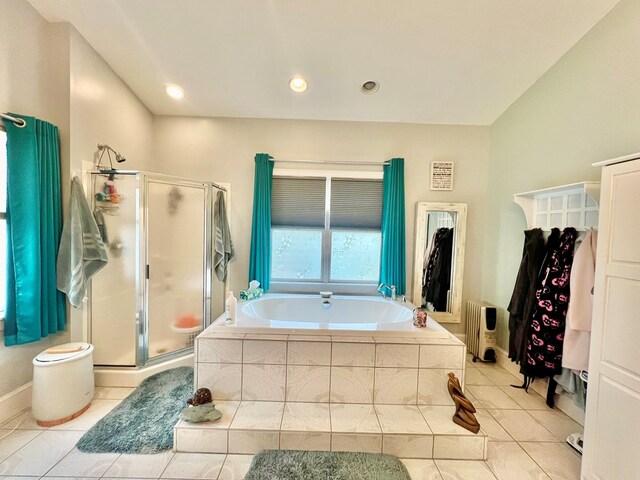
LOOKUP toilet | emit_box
[32,342,95,427]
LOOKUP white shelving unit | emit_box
[514,181,600,230]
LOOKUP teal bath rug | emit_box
[77,366,193,454]
[244,450,412,480]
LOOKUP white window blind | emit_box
[271,177,325,228]
[330,178,382,229]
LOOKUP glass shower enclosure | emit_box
[89,170,224,367]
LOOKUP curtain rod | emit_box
[270,158,390,167]
[0,113,26,128]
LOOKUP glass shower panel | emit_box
[90,173,139,366]
[146,180,206,360]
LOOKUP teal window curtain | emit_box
[248,153,274,290]
[379,157,406,295]
[4,115,66,346]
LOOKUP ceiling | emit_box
[28,0,620,125]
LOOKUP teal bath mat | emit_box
[244,450,412,480]
[77,366,193,454]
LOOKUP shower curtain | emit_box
[4,114,66,346]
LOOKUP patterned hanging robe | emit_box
[524,227,578,379]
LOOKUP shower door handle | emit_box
[146,264,150,279]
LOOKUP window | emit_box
[0,129,6,324]
[270,172,383,293]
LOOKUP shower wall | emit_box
[89,171,226,367]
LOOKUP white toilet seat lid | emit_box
[35,342,92,363]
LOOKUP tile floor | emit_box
[0,355,583,479]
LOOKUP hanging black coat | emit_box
[424,228,454,311]
[524,227,578,379]
[507,228,546,365]
[422,227,450,305]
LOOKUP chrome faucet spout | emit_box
[377,283,397,301]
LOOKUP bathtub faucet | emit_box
[377,283,397,301]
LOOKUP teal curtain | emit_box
[379,157,406,295]
[248,153,274,291]
[4,115,66,346]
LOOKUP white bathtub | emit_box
[208,294,451,338]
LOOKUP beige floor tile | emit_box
[480,368,522,386]
[465,368,494,386]
[44,448,119,477]
[330,404,381,433]
[465,386,521,410]
[331,433,382,453]
[49,400,121,431]
[0,429,42,463]
[528,409,583,443]
[435,460,497,479]
[218,454,254,480]
[474,410,512,442]
[488,409,556,442]
[400,458,443,479]
[420,406,471,436]
[93,387,135,400]
[1,410,48,431]
[280,432,331,451]
[376,405,432,434]
[485,442,550,480]
[160,452,226,479]
[103,451,174,478]
[519,442,581,480]
[498,385,548,410]
[229,401,284,430]
[0,430,83,476]
[281,402,331,432]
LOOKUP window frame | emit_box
[269,168,383,295]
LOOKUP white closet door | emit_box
[582,158,640,479]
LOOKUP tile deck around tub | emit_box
[194,333,467,405]
[174,401,487,459]
[184,329,485,460]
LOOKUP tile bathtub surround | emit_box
[287,341,331,365]
[242,340,286,364]
[196,332,467,406]
[1,351,581,479]
[241,364,286,401]
[330,366,375,403]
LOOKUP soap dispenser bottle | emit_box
[225,291,237,325]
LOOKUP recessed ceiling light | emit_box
[361,80,379,95]
[165,83,184,100]
[289,77,308,93]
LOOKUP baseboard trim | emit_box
[94,353,194,387]
[0,382,32,425]
[494,346,584,426]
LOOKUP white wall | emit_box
[0,0,71,397]
[151,116,490,336]
[483,0,640,349]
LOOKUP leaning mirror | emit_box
[412,202,467,323]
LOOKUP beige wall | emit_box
[0,0,71,396]
[0,0,153,396]
[68,27,154,343]
[151,117,490,336]
[483,0,640,349]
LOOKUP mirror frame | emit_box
[412,202,467,323]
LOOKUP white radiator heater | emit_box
[466,300,497,363]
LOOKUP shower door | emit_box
[143,176,210,363]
